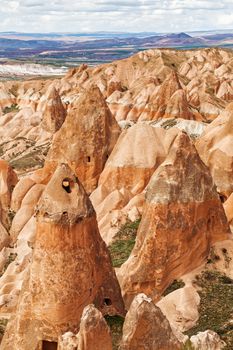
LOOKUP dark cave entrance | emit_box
[62,178,74,193]
[42,341,58,350]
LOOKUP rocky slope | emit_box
[0,47,233,349]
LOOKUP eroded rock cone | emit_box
[77,305,112,350]
[154,71,182,119]
[120,294,181,350]
[164,89,195,120]
[196,103,233,197]
[0,159,18,229]
[190,330,226,350]
[1,163,124,350]
[41,86,67,133]
[118,132,230,307]
[46,85,121,193]
[59,305,112,350]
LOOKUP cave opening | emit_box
[104,298,112,306]
[62,178,73,193]
[42,341,58,350]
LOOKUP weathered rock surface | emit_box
[46,85,121,193]
[41,86,66,133]
[157,286,200,333]
[0,160,18,229]
[190,330,226,350]
[77,304,112,350]
[1,163,124,350]
[58,305,112,350]
[118,132,230,307]
[196,103,233,197]
[224,194,233,231]
[120,293,181,350]
[91,124,179,243]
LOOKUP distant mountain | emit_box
[0,31,233,66]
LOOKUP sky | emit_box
[0,0,233,33]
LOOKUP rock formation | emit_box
[157,286,200,333]
[224,193,233,231]
[190,330,226,350]
[58,305,112,350]
[91,124,179,242]
[41,86,67,133]
[1,47,233,349]
[196,103,233,197]
[120,293,181,350]
[0,160,18,229]
[118,132,230,307]
[46,85,121,193]
[1,163,124,350]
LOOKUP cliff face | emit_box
[118,132,230,307]
[196,103,233,198]
[1,164,124,350]
[0,160,18,229]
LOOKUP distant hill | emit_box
[0,30,233,66]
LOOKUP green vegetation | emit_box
[9,142,50,171]
[10,152,44,170]
[186,270,233,349]
[0,253,17,277]
[3,104,19,115]
[182,339,195,350]
[161,118,177,129]
[0,319,8,340]
[105,315,125,350]
[163,279,185,296]
[109,219,141,268]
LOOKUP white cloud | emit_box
[0,0,232,32]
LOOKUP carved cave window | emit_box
[42,341,58,350]
[104,298,112,306]
[219,194,227,203]
[62,178,74,194]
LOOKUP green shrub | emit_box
[0,253,17,277]
[105,315,125,350]
[163,279,185,296]
[109,219,141,268]
[3,104,19,115]
[161,118,177,129]
[0,319,8,340]
[187,270,233,349]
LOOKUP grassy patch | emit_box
[0,319,8,341]
[109,219,141,268]
[105,315,124,350]
[163,279,185,296]
[10,153,44,170]
[0,253,17,277]
[2,104,19,114]
[161,118,177,129]
[182,339,195,350]
[186,270,233,349]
